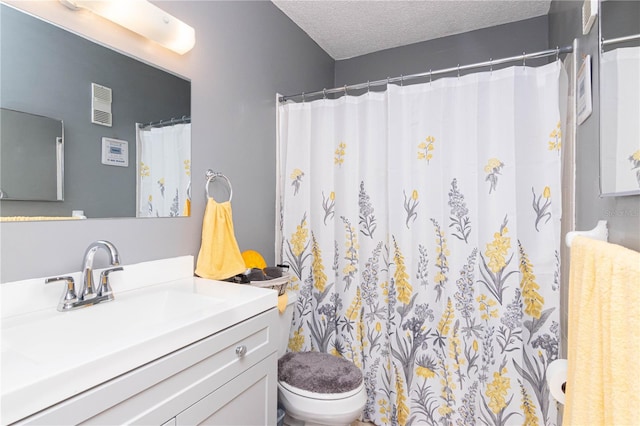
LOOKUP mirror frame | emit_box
[598,0,640,197]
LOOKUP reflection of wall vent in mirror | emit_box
[91,83,112,127]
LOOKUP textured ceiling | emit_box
[272,0,552,60]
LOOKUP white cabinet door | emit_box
[176,354,277,425]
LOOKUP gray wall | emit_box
[549,0,640,252]
[335,16,549,89]
[0,1,334,282]
[0,4,190,218]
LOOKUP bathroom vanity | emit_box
[0,256,278,425]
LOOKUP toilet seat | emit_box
[278,379,364,400]
[278,351,363,394]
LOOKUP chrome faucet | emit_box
[46,240,123,312]
[80,240,121,300]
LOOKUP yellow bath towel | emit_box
[195,199,247,281]
[564,236,640,426]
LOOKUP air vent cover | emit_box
[91,83,112,127]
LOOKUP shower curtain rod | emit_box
[601,33,640,48]
[279,45,573,103]
[138,115,191,129]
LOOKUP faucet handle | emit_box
[97,267,123,298]
[45,276,78,311]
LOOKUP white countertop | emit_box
[0,256,277,424]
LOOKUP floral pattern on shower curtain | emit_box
[137,123,191,217]
[277,61,565,426]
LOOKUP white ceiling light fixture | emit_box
[59,0,195,55]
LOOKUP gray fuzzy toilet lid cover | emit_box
[278,351,363,394]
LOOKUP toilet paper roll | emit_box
[546,359,568,404]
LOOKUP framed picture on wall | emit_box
[577,55,593,125]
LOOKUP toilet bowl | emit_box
[278,380,367,426]
[277,292,366,426]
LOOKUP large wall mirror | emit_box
[0,4,191,219]
[599,0,640,196]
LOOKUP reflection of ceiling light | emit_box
[59,0,195,54]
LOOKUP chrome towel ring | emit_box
[205,170,233,201]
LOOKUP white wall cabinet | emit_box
[18,309,278,425]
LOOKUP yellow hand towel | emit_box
[277,293,288,314]
[564,236,640,426]
[195,199,247,281]
[183,198,191,217]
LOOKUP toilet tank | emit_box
[277,290,298,358]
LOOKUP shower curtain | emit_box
[137,123,191,217]
[277,61,565,425]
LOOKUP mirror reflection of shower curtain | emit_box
[600,46,640,194]
[136,123,191,217]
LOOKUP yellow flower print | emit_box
[479,216,515,304]
[520,381,540,426]
[417,135,436,163]
[548,121,561,153]
[288,327,305,351]
[290,168,304,195]
[334,142,347,166]
[484,158,505,194]
[518,241,544,319]
[375,322,382,332]
[395,368,410,426]
[311,234,327,292]
[393,236,412,304]
[486,367,511,414]
[183,159,191,176]
[473,339,479,352]
[416,354,437,379]
[322,191,335,225]
[291,219,308,257]
[140,162,150,177]
[438,298,455,336]
[403,189,419,228]
[285,214,310,281]
[532,186,552,231]
[485,227,510,274]
[477,294,499,321]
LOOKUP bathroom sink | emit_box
[1,258,277,425]
[2,289,224,363]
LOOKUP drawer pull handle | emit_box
[235,345,247,357]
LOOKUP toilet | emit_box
[277,292,367,426]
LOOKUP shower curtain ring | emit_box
[367,81,370,93]
[457,65,460,78]
[400,74,403,86]
[489,58,493,73]
[344,85,348,95]
[556,46,560,61]
[429,69,432,84]
[323,88,327,99]
[302,92,305,103]
[522,52,526,67]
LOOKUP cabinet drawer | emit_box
[176,353,277,425]
[20,309,278,425]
